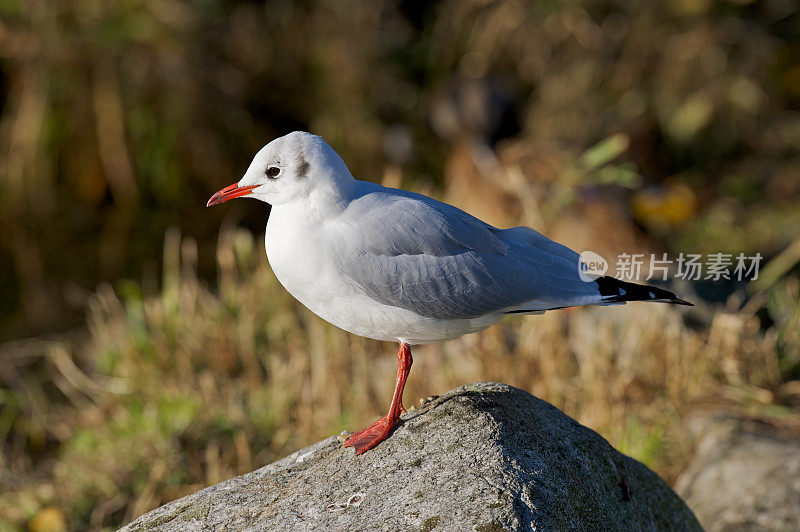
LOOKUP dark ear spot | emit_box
[297,157,310,179]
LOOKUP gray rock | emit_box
[676,413,800,531]
[122,382,700,531]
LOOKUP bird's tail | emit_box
[595,276,693,306]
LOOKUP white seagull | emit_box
[207,131,691,454]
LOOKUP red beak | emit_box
[206,183,259,207]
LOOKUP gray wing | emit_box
[333,182,603,319]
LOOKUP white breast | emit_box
[264,203,498,344]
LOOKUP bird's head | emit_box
[207,131,352,207]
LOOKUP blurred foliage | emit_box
[1,0,799,339]
[2,228,798,530]
[1,0,800,530]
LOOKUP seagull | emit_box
[207,131,691,454]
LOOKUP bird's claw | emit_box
[342,415,400,454]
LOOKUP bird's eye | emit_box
[266,166,281,179]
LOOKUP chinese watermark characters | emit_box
[579,251,762,282]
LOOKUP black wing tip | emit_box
[595,276,693,307]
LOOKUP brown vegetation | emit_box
[1,1,799,530]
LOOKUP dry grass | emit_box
[1,2,799,529]
[3,222,797,530]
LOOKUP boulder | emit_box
[676,413,800,530]
[122,382,700,531]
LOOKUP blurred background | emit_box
[1,0,799,530]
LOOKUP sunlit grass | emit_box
[0,1,798,530]
[3,226,797,530]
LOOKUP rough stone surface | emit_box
[122,382,700,531]
[676,413,800,531]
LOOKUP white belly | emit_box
[264,208,499,344]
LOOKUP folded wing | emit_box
[333,183,604,320]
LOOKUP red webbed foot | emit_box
[342,414,401,454]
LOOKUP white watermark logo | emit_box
[577,251,762,282]
[578,250,609,282]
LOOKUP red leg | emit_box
[395,342,411,415]
[343,342,413,454]
[396,343,409,414]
